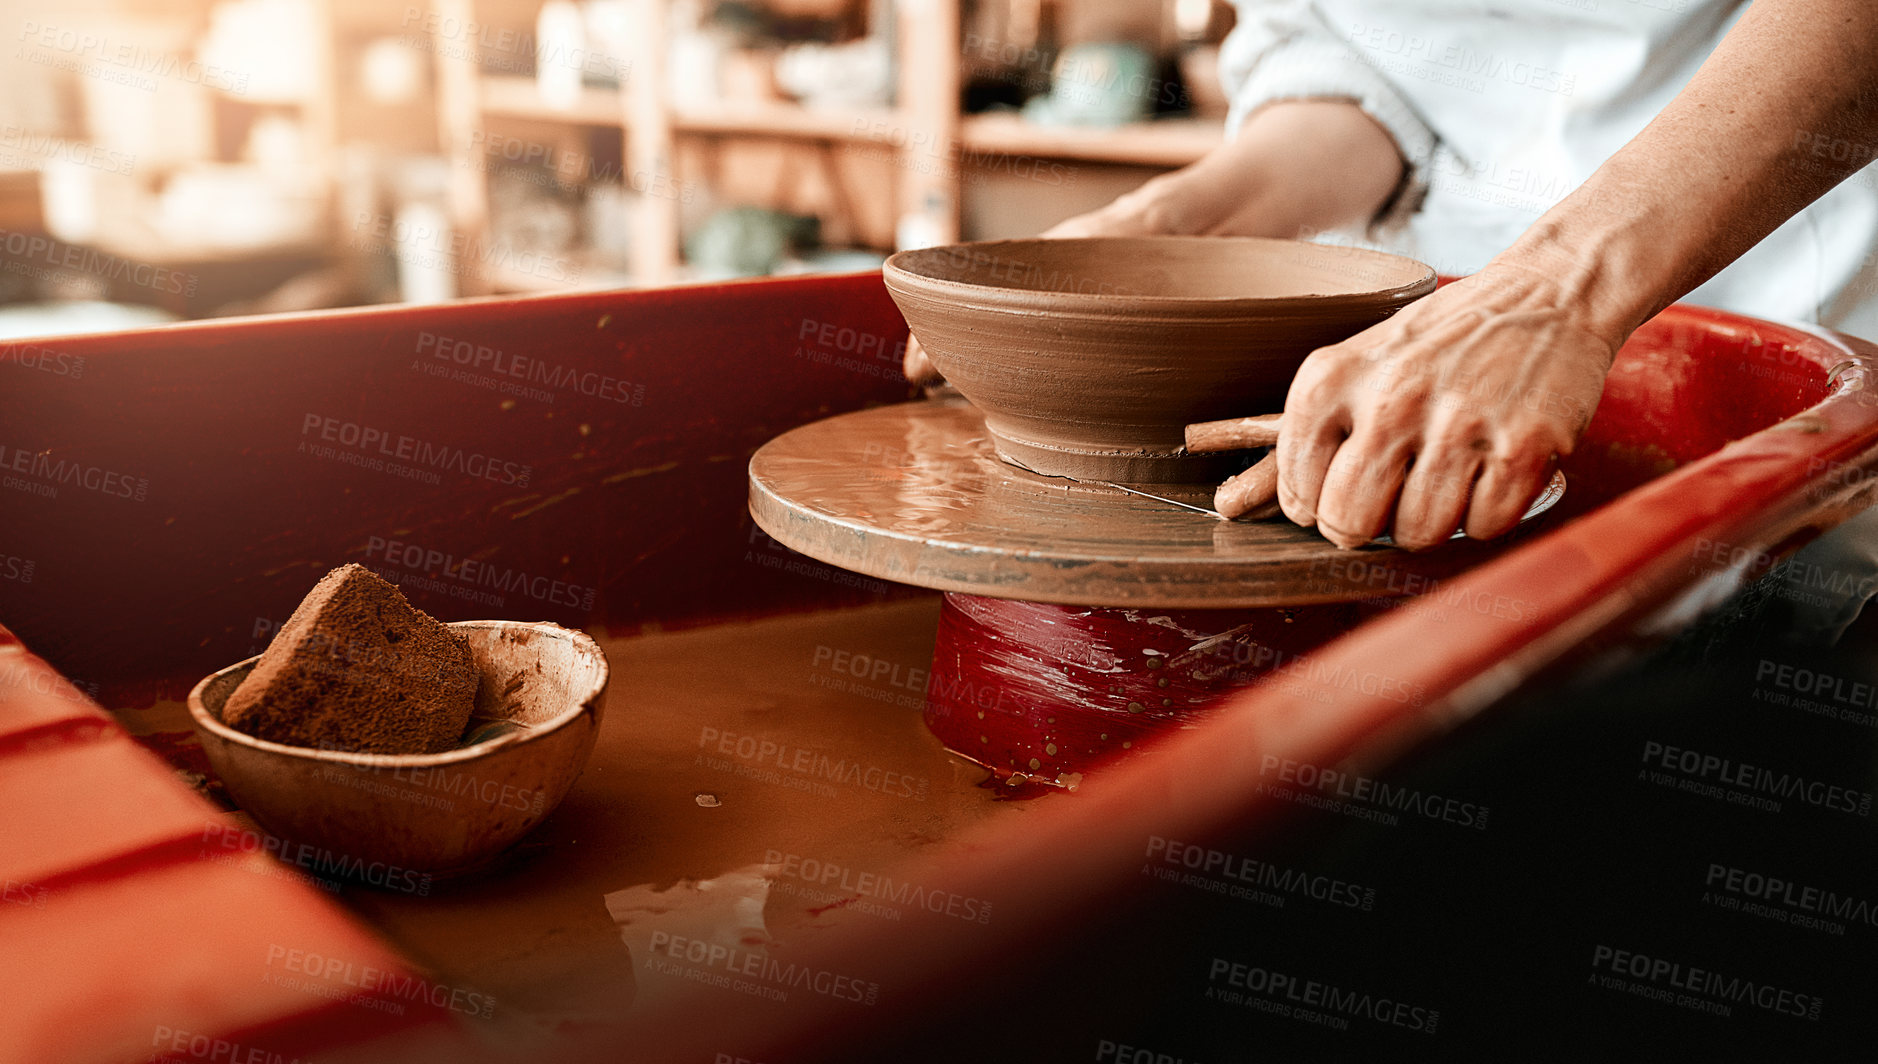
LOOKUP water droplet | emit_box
[1045,743,1057,755]
[694,793,721,808]
[1027,757,1041,770]
[1127,701,1144,714]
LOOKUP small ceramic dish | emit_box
[188,620,607,878]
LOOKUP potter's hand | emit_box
[905,334,943,386]
[1277,263,1616,549]
[1038,182,1182,240]
[1267,0,1878,547]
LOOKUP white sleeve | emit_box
[1219,1,1436,229]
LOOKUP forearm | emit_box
[1109,100,1405,239]
[1499,0,1878,342]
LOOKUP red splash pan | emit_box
[2,272,1877,1062]
[611,306,1878,1060]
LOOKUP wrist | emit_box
[1454,251,1627,375]
[1489,215,1656,351]
[1495,176,1684,345]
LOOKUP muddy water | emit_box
[124,598,1029,1042]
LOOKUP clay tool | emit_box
[1106,482,1227,519]
[1184,413,1283,453]
[983,410,1300,521]
[1003,452,1228,519]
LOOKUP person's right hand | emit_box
[1275,260,1615,548]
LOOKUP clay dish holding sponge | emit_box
[188,564,607,877]
[883,236,1436,486]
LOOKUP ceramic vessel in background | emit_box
[188,620,608,878]
[883,236,1437,484]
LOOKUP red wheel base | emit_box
[923,592,1388,787]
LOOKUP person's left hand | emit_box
[1274,262,1620,549]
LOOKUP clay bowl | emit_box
[884,236,1437,484]
[187,620,608,878]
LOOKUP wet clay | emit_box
[883,236,1436,484]
[221,563,479,753]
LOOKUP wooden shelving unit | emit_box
[673,101,900,140]
[960,112,1220,168]
[1,0,383,314]
[428,0,1214,294]
[478,74,621,124]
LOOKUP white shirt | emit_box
[1221,0,1878,338]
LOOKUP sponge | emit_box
[222,564,479,754]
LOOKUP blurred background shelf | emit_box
[673,102,899,141]
[0,0,1239,318]
[958,112,1221,167]
[479,73,623,124]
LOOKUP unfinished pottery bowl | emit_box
[883,236,1437,484]
[188,620,607,878]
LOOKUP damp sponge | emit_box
[221,564,479,754]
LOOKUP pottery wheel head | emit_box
[749,400,1566,608]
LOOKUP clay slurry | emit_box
[222,563,479,754]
